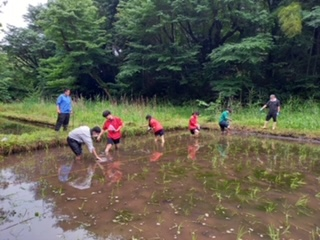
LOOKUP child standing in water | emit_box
[219,108,232,135]
[97,110,124,154]
[146,115,165,145]
[189,111,200,137]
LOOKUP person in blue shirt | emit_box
[219,108,232,135]
[55,88,73,131]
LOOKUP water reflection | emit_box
[217,137,229,159]
[150,142,164,162]
[0,168,95,239]
[0,132,319,240]
[187,138,200,161]
[58,160,74,183]
[68,163,96,190]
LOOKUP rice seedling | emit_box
[191,231,197,240]
[112,209,134,225]
[248,186,261,201]
[78,201,86,211]
[290,176,306,190]
[263,201,278,213]
[295,195,313,215]
[214,204,228,216]
[156,214,164,225]
[236,225,248,240]
[310,226,320,240]
[150,191,160,205]
[267,225,280,240]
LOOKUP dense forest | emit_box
[0,0,319,103]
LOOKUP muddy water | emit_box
[0,132,319,240]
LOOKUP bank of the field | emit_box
[0,99,319,155]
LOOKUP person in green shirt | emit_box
[219,108,232,134]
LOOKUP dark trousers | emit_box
[67,137,82,156]
[266,112,277,122]
[55,113,70,131]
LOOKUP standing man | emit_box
[67,126,103,161]
[219,108,232,135]
[97,110,124,154]
[55,88,72,131]
[260,94,281,130]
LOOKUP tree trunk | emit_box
[312,27,320,76]
[89,71,113,101]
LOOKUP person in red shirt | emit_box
[189,111,200,137]
[146,115,165,145]
[97,110,124,154]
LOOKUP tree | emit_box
[38,0,115,99]
[1,4,54,95]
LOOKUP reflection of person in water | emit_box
[68,163,96,190]
[187,139,200,161]
[105,160,123,184]
[217,138,229,158]
[58,159,74,183]
[149,142,164,162]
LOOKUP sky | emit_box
[0,0,47,38]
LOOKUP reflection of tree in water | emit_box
[0,206,16,225]
[0,179,14,224]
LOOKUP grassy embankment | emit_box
[0,98,319,155]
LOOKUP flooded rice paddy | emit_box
[0,131,319,239]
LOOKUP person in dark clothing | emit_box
[260,94,281,130]
[55,89,72,131]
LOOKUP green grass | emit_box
[0,97,319,154]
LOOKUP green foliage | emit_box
[0,0,319,102]
[210,34,273,65]
[278,2,303,38]
[302,6,320,28]
[0,78,11,102]
[37,0,114,96]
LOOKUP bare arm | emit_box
[92,148,102,161]
[97,129,107,141]
[260,104,267,110]
[115,124,123,132]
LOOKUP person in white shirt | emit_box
[67,126,103,161]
